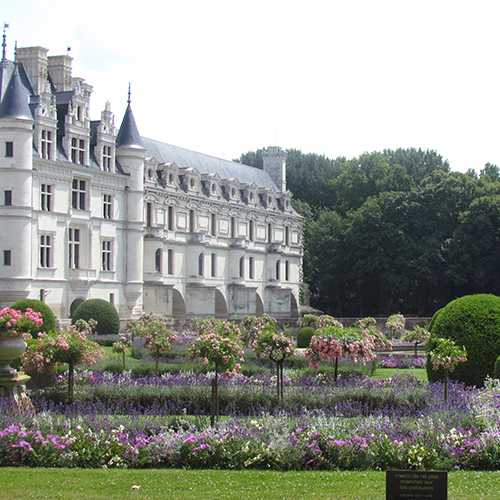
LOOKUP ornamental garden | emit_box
[1,294,500,471]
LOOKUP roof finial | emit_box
[1,22,9,63]
[127,82,131,105]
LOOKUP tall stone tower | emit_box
[0,65,34,304]
[115,95,145,317]
[262,146,287,192]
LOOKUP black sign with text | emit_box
[386,470,447,500]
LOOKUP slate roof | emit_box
[116,103,143,149]
[141,137,277,190]
[0,64,33,120]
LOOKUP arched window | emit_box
[155,248,162,273]
[239,256,245,278]
[285,260,289,281]
[275,260,280,280]
[249,256,254,280]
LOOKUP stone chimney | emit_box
[16,46,48,95]
[47,54,73,92]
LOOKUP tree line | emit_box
[237,148,500,317]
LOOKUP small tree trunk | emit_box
[414,342,418,358]
[211,363,218,426]
[68,359,75,403]
[444,368,449,401]
[280,361,284,400]
[334,357,339,381]
[122,351,126,371]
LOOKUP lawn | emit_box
[2,468,500,500]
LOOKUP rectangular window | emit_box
[40,234,52,268]
[41,130,52,159]
[102,145,112,172]
[268,223,273,243]
[5,141,13,157]
[146,202,153,227]
[285,260,290,281]
[211,253,216,277]
[103,194,112,219]
[167,249,174,275]
[69,228,80,269]
[285,227,290,246]
[3,250,11,266]
[102,240,112,271]
[72,179,86,210]
[79,139,85,164]
[249,256,254,280]
[211,213,217,236]
[189,210,195,233]
[71,138,85,164]
[71,138,77,163]
[249,220,254,241]
[41,184,52,211]
[168,206,175,231]
[231,217,236,238]
[4,190,12,206]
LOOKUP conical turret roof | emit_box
[0,64,32,120]
[116,102,143,149]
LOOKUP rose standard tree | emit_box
[306,318,392,379]
[127,313,177,376]
[430,337,467,401]
[21,319,104,402]
[252,325,295,401]
[189,318,244,425]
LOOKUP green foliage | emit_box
[494,355,500,379]
[426,294,500,387]
[10,298,56,335]
[297,327,315,348]
[72,298,120,336]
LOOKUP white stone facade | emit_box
[0,45,303,322]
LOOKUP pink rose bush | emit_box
[0,308,43,338]
[21,320,104,401]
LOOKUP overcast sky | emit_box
[4,1,500,173]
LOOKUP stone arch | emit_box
[70,298,85,318]
[172,289,186,319]
[256,292,264,316]
[215,289,228,318]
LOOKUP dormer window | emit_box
[71,138,86,165]
[231,188,236,198]
[102,146,112,172]
[169,173,174,184]
[190,178,195,189]
[41,130,52,160]
[249,192,255,202]
[211,183,216,194]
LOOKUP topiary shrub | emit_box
[72,298,119,336]
[10,298,56,335]
[297,327,316,348]
[426,294,500,387]
[494,355,500,380]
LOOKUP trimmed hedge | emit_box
[427,294,500,387]
[72,298,120,336]
[10,298,56,335]
[297,327,315,348]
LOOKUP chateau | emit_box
[0,42,303,322]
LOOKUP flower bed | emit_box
[2,374,500,470]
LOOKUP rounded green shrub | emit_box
[71,298,119,336]
[10,298,56,335]
[426,294,500,387]
[297,327,316,348]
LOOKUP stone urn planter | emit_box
[0,334,27,375]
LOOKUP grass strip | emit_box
[1,468,500,500]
